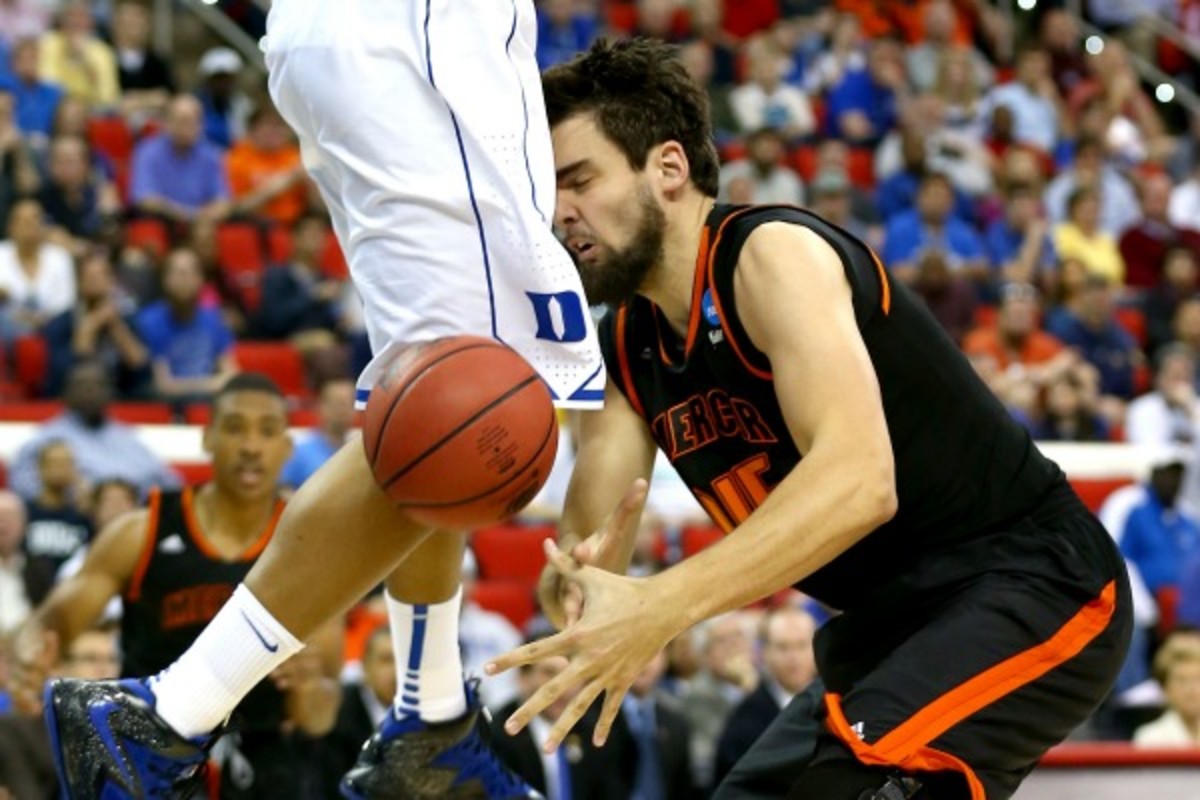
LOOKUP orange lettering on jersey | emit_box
[161,584,236,631]
[702,454,776,527]
[651,390,778,461]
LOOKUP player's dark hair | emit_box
[543,38,720,198]
[214,372,286,405]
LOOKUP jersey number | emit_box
[694,453,773,532]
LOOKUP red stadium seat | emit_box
[791,145,818,181]
[232,341,310,399]
[0,401,64,422]
[320,232,348,280]
[183,404,212,426]
[87,116,134,164]
[847,147,875,189]
[288,408,320,427]
[216,223,267,311]
[471,523,557,584]
[0,460,7,488]
[12,335,48,397]
[681,525,724,558]
[125,218,170,260]
[1114,306,1147,347]
[108,402,174,424]
[470,580,536,630]
[175,463,214,486]
[1069,477,1133,514]
[267,226,293,265]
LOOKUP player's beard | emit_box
[574,187,665,308]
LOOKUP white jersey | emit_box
[264,0,603,408]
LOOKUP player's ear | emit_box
[656,140,690,194]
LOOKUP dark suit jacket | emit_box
[713,682,782,787]
[252,264,339,339]
[607,692,696,800]
[311,683,376,799]
[490,700,636,800]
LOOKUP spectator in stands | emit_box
[227,102,309,227]
[1170,160,1200,231]
[814,138,880,227]
[535,0,599,70]
[0,0,48,49]
[0,489,54,634]
[280,376,356,490]
[1053,186,1126,285]
[129,94,230,225]
[0,85,40,229]
[1126,345,1200,510]
[1045,274,1139,402]
[826,35,905,146]
[729,36,815,141]
[1033,372,1109,442]
[718,127,804,205]
[1044,135,1139,237]
[911,248,977,344]
[713,607,817,787]
[1146,248,1200,355]
[931,45,988,136]
[459,547,522,711]
[36,1,118,111]
[882,171,987,285]
[1120,172,1200,290]
[195,47,252,149]
[963,281,1076,385]
[802,12,866,97]
[618,649,695,800]
[682,612,759,792]
[491,633,636,800]
[37,134,121,256]
[89,478,137,532]
[1039,8,1088,97]
[877,93,993,199]
[979,45,1061,155]
[677,39,739,144]
[1068,39,1169,166]
[0,197,76,341]
[905,0,993,94]
[2,37,62,140]
[984,182,1056,290]
[1118,449,1200,601]
[807,166,876,246]
[137,247,238,405]
[875,130,927,222]
[317,624,394,798]
[111,1,174,124]
[253,213,342,346]
[22,439,91,575]
[8,359,179,499]
[42,247,149,398]
[1133,630,1200,746]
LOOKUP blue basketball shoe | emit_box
[44,678,209,799]
[340,680,542,799]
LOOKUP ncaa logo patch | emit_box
[702,289,720,326]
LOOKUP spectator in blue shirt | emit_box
[1179,549,1200,627]
[1120,451,1200,597]
[129,94,230,224]
[1045,275,1141,400]
[280,377,357,490]
[883,172,987,285]
[136,247,237,404]
[1,37,62,140]
[876,130,974,223]
[826,37,904,147]
[536,0,598,70]
[983,183,1056,290]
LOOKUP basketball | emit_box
[362,336,559,529]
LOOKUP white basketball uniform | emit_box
[264,0,604,408]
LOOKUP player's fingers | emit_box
[543,681,605,753]
[592,677,633,747]
[543,538,583,578]
[503,662,586,736]
[485,629,571,676]
[41,630,59,666]
[570,539,595,564]
[595,480,649,561]
[563,584,585,627]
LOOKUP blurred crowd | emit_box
[2,0,1200,796]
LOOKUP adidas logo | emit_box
[158,534,186,554]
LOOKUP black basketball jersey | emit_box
[599,204,1065,611]
[122,487,287,732]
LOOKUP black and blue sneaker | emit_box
[44,678,209,799]
[340,681,542,799]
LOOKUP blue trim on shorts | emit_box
[424,0,500,340]
[567,363,606,403]
[505,0,545,224]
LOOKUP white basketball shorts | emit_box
[264,0,604,408]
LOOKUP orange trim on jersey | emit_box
[183,487,287,562]
[682,225,711,357]
[704,209,773,381]
[823,580,1117,799]
[615,306,646,418]
[125,488,161,602]
[868,247,892,315]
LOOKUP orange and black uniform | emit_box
[599,205,1131,799]
[123,488,299,799]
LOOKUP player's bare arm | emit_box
[539,381,656,630]
[488,222,897,751]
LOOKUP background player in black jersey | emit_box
[10,373,343,798]
[485,39,1133,800]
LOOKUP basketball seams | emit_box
[367,341,501,468]
[380,373,543,490]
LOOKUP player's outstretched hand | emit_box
[487,538,687,753]
[537,479,648,630]
[10,624,59,716]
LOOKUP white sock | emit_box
[387,587,467,723]
[150,585,303,738]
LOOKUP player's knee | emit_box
[785,759,927,800]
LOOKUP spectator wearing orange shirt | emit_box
[227,103,309,227]
[963,281,1078,380]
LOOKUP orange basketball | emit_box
[362,336,558,529]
